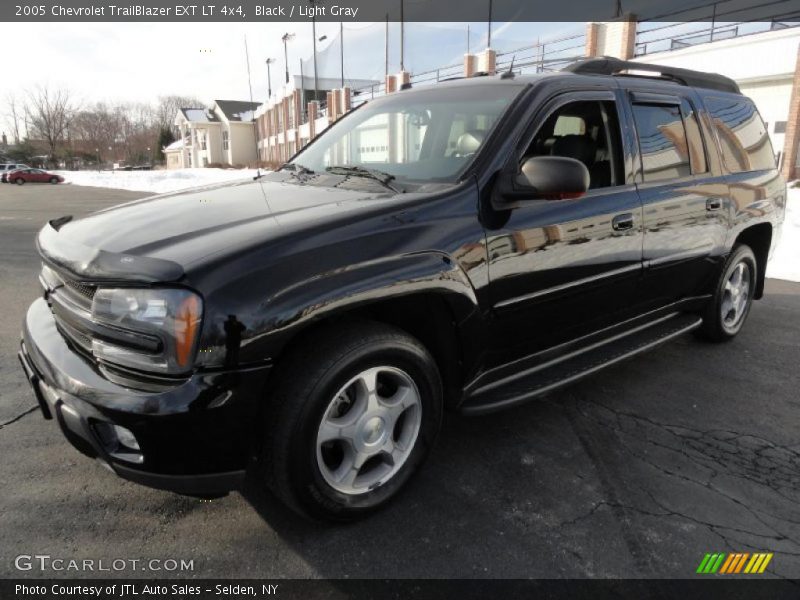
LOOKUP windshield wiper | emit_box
[255,163,315,182]
[325,165,403,193]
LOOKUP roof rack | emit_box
[563,56,740,94]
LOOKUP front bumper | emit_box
[19,298,272,496]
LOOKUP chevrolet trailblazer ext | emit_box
[19,58,785,520]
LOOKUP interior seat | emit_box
[454,130,485,157]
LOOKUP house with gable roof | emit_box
[166,100,261,169]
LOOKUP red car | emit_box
[6,168,64,185]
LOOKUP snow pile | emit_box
[766,186,800,282]
[53,168,260,194]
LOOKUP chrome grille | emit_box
[41,264,96,353]
[64,278,96,301]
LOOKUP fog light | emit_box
[93,422,144,464]
[113,425,141,451]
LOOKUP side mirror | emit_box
[503,156,590,202]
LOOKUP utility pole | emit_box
[244,35,253,103]
[487,0,493,48]
[266,58,275,99]
[340,22,344,88]
[400,0,405,71]
[384,14,389,79]
[312,14,319,101]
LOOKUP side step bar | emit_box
[460,312,702,415]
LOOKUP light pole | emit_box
[312,14,319,102]
[266,58,275,99]
[339,22,344,87]
[281,32,295,85]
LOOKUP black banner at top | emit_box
[1,0,799,22]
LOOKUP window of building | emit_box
[704,97,776,173]
[200,132,207,150]
[631,104,691,182]
[524,99,624,190]
[223,131,229,151]
[774,121,787,134]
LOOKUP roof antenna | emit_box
[500,55,515,79]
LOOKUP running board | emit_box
[459,313,702,415]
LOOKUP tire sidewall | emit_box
[15,178,24,185]
[715,246,757,338]
[286,339,442,519]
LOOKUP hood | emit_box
[39,177,397,282]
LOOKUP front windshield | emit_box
[291,84,523,186]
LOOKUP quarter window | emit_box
[682,101,708,174]
[704,97,775,173]
[631,104,691,182]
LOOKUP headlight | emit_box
[91,288,203,375]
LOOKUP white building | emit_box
[634,26,800,168]
[167,100,261,169]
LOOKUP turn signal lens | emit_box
[175,294,201,368]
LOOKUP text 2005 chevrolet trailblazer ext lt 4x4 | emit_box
[19,58,786,520]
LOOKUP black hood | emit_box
[38,177,397,282]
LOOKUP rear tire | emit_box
[696,244,756,342]
[260,320,443,521]
[50,177,59,184]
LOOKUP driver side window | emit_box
[524,100,624,190]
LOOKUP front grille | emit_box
[64,278,96,302]
[41,264,96,354]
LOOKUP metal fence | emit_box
[635,0,800,56]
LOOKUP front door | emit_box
[485,90,644,368]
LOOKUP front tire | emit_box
[697,244,756,342]
[261,320,443,521]
[15,178,24,185]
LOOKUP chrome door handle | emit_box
[612,213,634,231]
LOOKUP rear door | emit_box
[621,85,731,309]
[485,90,644,366]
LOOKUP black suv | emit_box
[19,58,786,520]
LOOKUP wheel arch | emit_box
[257,253,484,409]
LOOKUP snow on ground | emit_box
[53,168,259,194]
[766,185,800,282]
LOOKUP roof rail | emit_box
[563,56,740,94]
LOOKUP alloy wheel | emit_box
[315,366,422,495]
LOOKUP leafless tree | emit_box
[3,92,25,144]
[26,86,76,163]
[155,95,204,131]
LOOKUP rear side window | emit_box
[631,104,691,182]
[704,97,776,173]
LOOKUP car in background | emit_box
[1,163,30,183]
[6,168,64,185]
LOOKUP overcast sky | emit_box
[0,21,569,116]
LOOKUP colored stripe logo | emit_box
[696,552,773,574]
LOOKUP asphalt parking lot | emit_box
[1,182,799,580]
